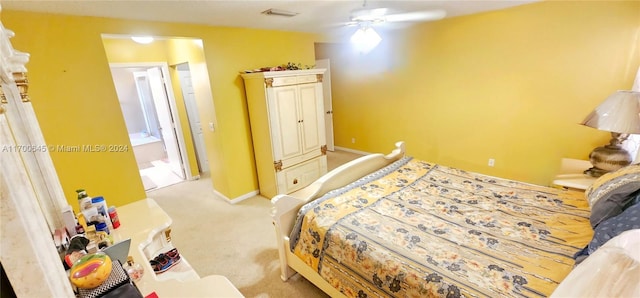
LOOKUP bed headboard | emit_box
[299,141,406,202]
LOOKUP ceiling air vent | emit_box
[261,8,299,17]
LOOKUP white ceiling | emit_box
[1,1,538,38]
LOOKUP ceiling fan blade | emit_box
[384,10,447,23]
[351,7,388,22]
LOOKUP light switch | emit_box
[208,122,215,131]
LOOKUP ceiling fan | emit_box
[345,0,446,28]
[345,1,446,53]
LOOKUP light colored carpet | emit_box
[149,150,363,298]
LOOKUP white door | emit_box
[315,59,334,151]
[269,85,302,161]
[146,67,185,179]
[177,64,209,173]
[299,83,325,155]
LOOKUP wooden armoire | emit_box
[241,69,328,198]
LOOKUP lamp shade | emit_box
[581,90,640,134]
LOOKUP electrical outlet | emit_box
[488,158,495,167]
[208,122,215,132]
[352,138,356,144]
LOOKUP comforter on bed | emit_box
[290,157,592,298]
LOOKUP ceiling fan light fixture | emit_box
[261,8,299,17]
[131,36,154,44]
[350,26,382,53]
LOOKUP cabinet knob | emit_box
[293,178,298,184]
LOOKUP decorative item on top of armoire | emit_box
[241,69,327,198]
[580,90,640,177]
[241,62,315,73]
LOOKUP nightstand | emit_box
[552,158,597,191]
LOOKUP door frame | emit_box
[109,62,194,181]
[315,59,334,151]
[175,62,209,173]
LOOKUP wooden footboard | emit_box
[270,141,406,288]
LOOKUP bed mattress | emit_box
[290,157,593,297]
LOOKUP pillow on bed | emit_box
[554,229,640,298]
[586,163,640,228]
[574,199,640,265]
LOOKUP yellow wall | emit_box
[319,1,640,186]
[2,10,319,209]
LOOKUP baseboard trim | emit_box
[213,189,259,205]
[333,146,371,156]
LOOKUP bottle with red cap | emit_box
[108,206,120,229]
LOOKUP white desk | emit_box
[109,199,244,298]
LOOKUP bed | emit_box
[271,141,640,297]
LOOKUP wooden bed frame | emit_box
[270,141,406,297]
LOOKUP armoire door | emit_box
[298,83,325,155]
[268,85,302,161]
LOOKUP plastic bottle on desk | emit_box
[95,216,110,235]
[108,206,120,229]
[76,189,93,211]
[91,196,112,229]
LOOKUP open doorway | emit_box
[102,34,215,193]
[110,63,187,191]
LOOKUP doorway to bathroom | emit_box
[109,63,187,191]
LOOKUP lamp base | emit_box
[583,166,611,178]
[585,135,632,178]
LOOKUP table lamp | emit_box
[580,90,640,177]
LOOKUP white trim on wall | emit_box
[213,189,259,205]
[334,146,371,156]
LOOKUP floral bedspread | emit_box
[290,157,592,298]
